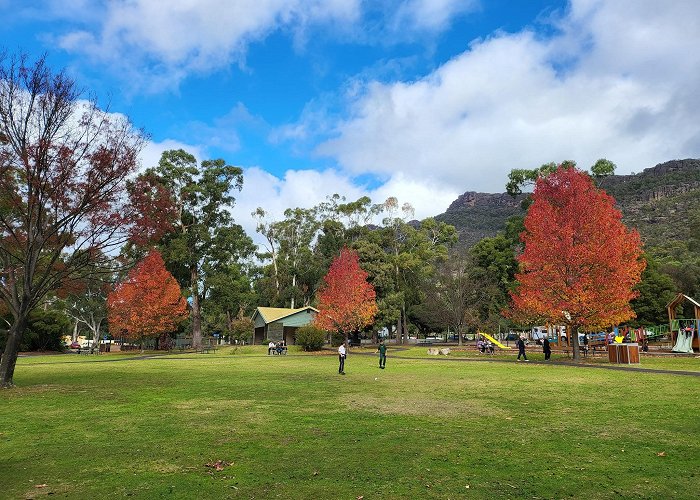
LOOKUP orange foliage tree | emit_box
[107,251,188,346]
[510,165,646,360]
[315,247,378,344]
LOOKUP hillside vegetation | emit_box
[436,158,700,251]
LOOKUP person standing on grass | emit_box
[517,336,529,361]
[378,341,387,369]
[338,343,347,375]
[543,336,551,360]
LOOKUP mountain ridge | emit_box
[435,158,700,249]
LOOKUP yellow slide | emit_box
[478,332,512,349]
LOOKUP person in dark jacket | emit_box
[517,336,529,361]
[542,337,551,360]
[378,341,387,369]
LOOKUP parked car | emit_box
[69,341,80,349]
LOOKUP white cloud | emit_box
[235,166,364,245]
[234,166,456,249]
[391,0,479,33]
[54,0,362,91]
[315,0,700,192]
[139,139,207,173]
[45,0,480,92]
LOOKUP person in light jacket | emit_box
[338,343,346,375]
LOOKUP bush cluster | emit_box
[295,325,327,351]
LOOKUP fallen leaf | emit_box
[357,496,364,500]
[35,484,48,488]
[312,471,319,476]
[656,452,666,457]
[205,460,231,471]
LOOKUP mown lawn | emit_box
[1,347,698,499]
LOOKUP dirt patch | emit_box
[173,398,271,425]
[346,394,506,418]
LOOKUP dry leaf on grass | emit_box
[205,460,231,471]
[656,451,666,457]
[35,484,48,488]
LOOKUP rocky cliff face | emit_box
[435,158,700,249]
[435,192,526,247]
[446,192,525,211]
[600,159,700,204]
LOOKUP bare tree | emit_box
[0,53,147,387]
[418,252,496,346]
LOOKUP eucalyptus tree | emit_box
[361,199,457,343]
[63,259,116,349]
[254,195,379,309]
[142,149,254,348]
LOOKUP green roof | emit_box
[253,306,318,324]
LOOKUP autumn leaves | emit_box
[107,251,188,342]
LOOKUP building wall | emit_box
[253,315,267,329]
[267,322,284,342]
[282,309,317,327]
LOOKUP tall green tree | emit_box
[362,199,456,343]
[631,255,677,327]
[142,150,254,348]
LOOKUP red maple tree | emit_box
[107,251,188,345]
[509,165,646,360]
[315,247,378,344]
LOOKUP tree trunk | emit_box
[72,321,79,342]
[402,305,408,344]
[290,274,296,309]
[457,324,463,346]
[191,266,202,349]
[1,316,28,388]
[397,312,403,345]
[571,324,580,361]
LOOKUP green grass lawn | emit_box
[1,348,699,499]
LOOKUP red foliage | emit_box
[127,173,179,246]
[315,247,378,336]
[107,250,188,340]
[509,166,646,330]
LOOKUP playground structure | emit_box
[478,332,511,349]
[666,293,700,353]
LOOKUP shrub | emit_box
[295,325,327,351]
[330,332,345,347]
[0,309,70,352]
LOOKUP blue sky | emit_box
[3,0,700,240]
